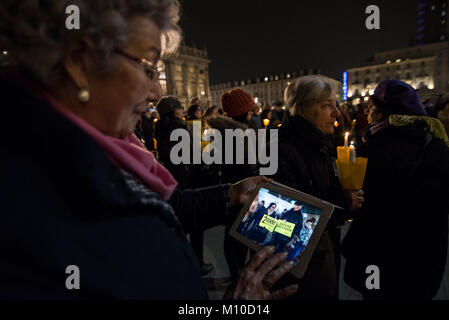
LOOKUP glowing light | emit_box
[264,77,269,82]
[334,121,339,128]
[263,119,270,127]
[343,71,348,101]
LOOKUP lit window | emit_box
[264,77,268,82]
[396,59,401,63]
[386,60,391,64]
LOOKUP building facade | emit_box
[346,41,449,102]
[159,46,211,108]
[211,69,343,107]
[415,0,449,45]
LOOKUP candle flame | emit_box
[263,119,270,127]
[334,121,339,127]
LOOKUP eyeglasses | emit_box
[115,49,161,82]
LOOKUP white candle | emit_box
[344,132,349,148]
[349,142,356,163]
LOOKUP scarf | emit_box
[389,115,449,148]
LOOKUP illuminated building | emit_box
[414,0,449,45]
[211,69,342,107]
[346,41,449,102]
[159,46,211,108]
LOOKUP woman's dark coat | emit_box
[342,121,449,299]
[0,74,227,299]
[272,115,349,300]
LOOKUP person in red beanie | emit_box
[221,88,257,128]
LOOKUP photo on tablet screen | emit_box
[236,187,323,266]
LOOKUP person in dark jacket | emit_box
[271,75,364,300]
[155,96,213,275]
[342,80,449,300]
[0,0,299,300]
[203,88,259,280]
[273,201,304,252]
[155,96,190,188]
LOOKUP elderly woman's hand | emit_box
[344,189,365,211]
[229,176,272,206]
[224,246,299,300]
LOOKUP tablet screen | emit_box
[236,187,323,265]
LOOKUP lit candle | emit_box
[263,119,270,127]
[334,121,339,128]
[344,132,349,148]
[349,142,356,163]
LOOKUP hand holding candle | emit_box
[337,139,368,191]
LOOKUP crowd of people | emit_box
[1,0,449,301]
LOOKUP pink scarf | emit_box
[17,75,178,200]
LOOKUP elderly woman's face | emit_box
[301,91,340,135]
[67,16,163,138]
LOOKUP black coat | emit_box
[282,208,304,235]
[0,74,228,299]
[155,116,192,189]
[342,121,449,299]
[271,115,348,299]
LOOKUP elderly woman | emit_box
[342,80,449,300]
[0,0,297,300]
[272,75,364,300]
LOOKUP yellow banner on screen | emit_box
[273,220,296,238]
[259,215,278,232]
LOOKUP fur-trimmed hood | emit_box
[204,115,248,135]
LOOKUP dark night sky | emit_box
[178,0,419,85]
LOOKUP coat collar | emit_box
[279,115,333,154]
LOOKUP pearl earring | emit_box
[78,88,90,103]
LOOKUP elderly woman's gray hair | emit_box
[0,0,181,85]
[284,75,336,116]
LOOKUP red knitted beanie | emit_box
[221,88,255,117]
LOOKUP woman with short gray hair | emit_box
[272,75,364,300]
[0,0,297,300]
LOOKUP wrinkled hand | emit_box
[224,246,299,300]
[344,189,365,211]
[229,176,272,206]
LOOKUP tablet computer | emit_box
[229,181,336,279]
